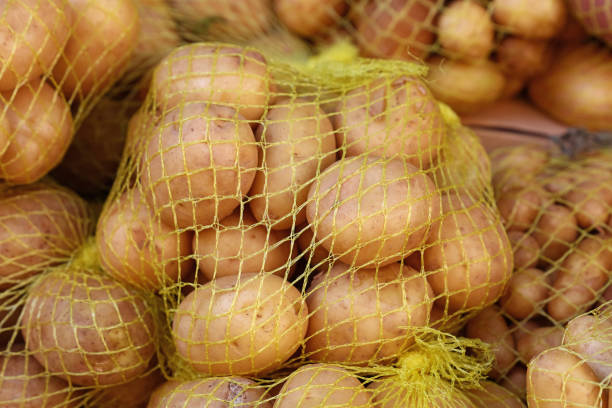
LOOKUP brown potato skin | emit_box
[275,0,347,37]
[547,235,612,322]
[564,314,612,382]
[95,368,165,408]
[141,102,258,229]
[274,364,371,408]
[500,268,549,320]
[0,79,73,184]
[306,156,441,268]
[21,268,156,387]
[492,0,567,39]
[507,231,540,270]
[501,365,528,400]
[563,180,612,229]
[0,0,72,91]
[516,326,563,364]
[333,76,444,169]
[305,262,433,365]
[527,348,602,408]
[0,183,89,287]
[172,273,308,377]
[497,187,548,232]
[147,381,181,408]
[497,37,553,79]
[425,193,513,313]
[438,0,494,60]
[53,0,140,99]
[193,211,295,282]
[532,204,578,262]
[249,97,336,230]
[153,44,270,120]
[467,381,526,408]
[97,189,195,290]
[465,306,516,379]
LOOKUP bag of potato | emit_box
[459,143,612,402]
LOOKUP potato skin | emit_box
[507,231,540,270]
[21,268,157,386]
[94,368,165,408]
[172,273,308,376]
[532,204,578,262]
[153,43,270,120]
[492,0,567,39]
[500,268,549,320]
[275,0,347,37]
[333,76,444,168]
[53,0,140,98]
[425,193,513,313]
[0,183,89,286]
[97,189,195,290]
[306,157,441,268]
[305,262,433,365]
[249,97,336,230]
[0,79,73,184]
[274,364,371,408]
[193,211,295,282]
[516,326,563,364]
[497,37,553,79]
[527,348,601,408]
[467,381,526,408]
[438,0,494,60]
[0,0,72,91]
[564,314,612,382]
[141,102,258,229]
[497,187,548,232]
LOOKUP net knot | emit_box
[69,237,99,270]
[306,40,359,69]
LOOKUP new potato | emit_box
[507,231,540,270]
[275,0,347,37]
[438,0,494,60]
[515,326,563,364]
[564,312,612,381]
[500,268,549,320]
[492,0,567,39]
[532,204,579,262]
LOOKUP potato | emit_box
[192,210,296,282]
[53,0,140,99]
[466,306,516,379]
[141,102,258,229]
[438,0,494,60]
[564,314,612,382]
[151,377,270,408]
[305,262,433,365]
[516,326,563,364]
[249,97,336,230]
[501,365,527,399]
[306,156,441,268]
[508,231,540,269]
[527,348,602,408]
[0,79,73,184]
[148,381,181,408]
[490,146,549,192]
[501,76,527,99]
[152,44,271,120]
[497,187,548,232]
[296,225,331,269]
[97,189,195,290]
[467,381,525,408]
[275,0,347,37]
[562,179,612,229]
[500,268,549,320]
[333,76,444,168]
[0,183,89,287]
[0,0,72,91]
[275,363,370,408]
[492,0,567,39]
[367,379,471,407]
[497,38,553,79]
[353,0,437,61]
[427,57,506,114]
[94,368,165,408]
[172,273,308,376]
[547,235,612,322]
[21,268,156,386]
[424,193,513,313]
[532,204,578,262]
[0,292,23,346]
[0,345,79,408]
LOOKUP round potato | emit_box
[94,368,165,408]
[0,79,73,184]
[193,210,296,282]
[152,43,271,120]
[172,273,308,376]
[562,179,612,229]
[275,0,347,37]
[516,326,563,364]
[333,76,444,168]
[275,363,370,408]
[97,189,195,290]
[306,157,441,268]
[141,102,258,229]
[150,377,270,408]
[52,0,140,99]
[507,231,540,270]
[21,267,156,387]
[467,381,525,408]
[501,365,527,399]
[427,57,506,114]
[492,0,567,39]
[0,183,89,287]
[438,0,494,60]
[0,345,80,408]
[564,313,612,382]
[465,306,516,379]
[353,0,437,61]
[249,97,336,230]
[497,187,549,232]
[497,37,553,79]
[305,262,433,365]
[527,348,602,408]
[424,193,513,313]
[500,268,549,320]
[531,203,578,262]
[547,235,612,322]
